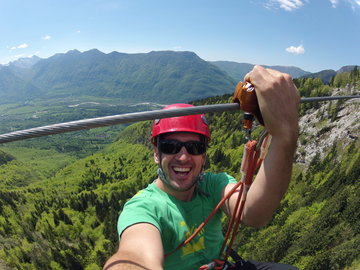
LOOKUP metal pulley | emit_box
[233,81,264,126]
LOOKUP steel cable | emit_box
[0,95,359,144]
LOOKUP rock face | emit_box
[297,85,359,164]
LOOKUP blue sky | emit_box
[1,0,359,72]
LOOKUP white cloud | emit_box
[266,0,305,11]
[17,43,28,49]
[43,35,51,40]
[330,0,339,8]
[267,0,359,10]
[330,0,360,9]
[172,46,182,50]
[350,0,360,10]
[286,44,305,55]
[10,43,28,50]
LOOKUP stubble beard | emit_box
[162,171,198,192]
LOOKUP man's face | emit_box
[154,132,206,192]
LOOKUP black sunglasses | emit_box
[158,140,206,155]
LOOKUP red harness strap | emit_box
[220,137,268,262]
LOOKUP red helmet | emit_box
[151,103,211,144]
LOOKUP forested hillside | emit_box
[0,69,359,270]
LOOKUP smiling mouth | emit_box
[173,166,191,175]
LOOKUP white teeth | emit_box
[173,167,191,172]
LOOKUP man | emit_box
[104,66,300,270]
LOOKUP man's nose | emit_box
[176,146,191,160]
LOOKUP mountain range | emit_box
[0,49,357,105]
[0,50,236,105]
[211,61,359,84]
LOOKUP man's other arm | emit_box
[103,223,164,270]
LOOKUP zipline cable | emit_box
[0,95,359,144]
[0,103,240,144]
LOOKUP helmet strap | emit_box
[156,167,182,191]
[156,136,182,191]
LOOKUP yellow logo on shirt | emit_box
[181,223,205,257]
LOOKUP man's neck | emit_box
[154,178,195,202]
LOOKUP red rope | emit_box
[223,140,260,261]
[218,140,257,258]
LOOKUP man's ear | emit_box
[154,147,160,164]
[202,154,208,169]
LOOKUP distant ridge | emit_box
[300,69,337,84]
[211,61,311,80]
[6,55,42,69]
[336,65,358,74]
[299,66,358,84]
[212,61,359,85]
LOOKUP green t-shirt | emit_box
[117,172,237,270]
